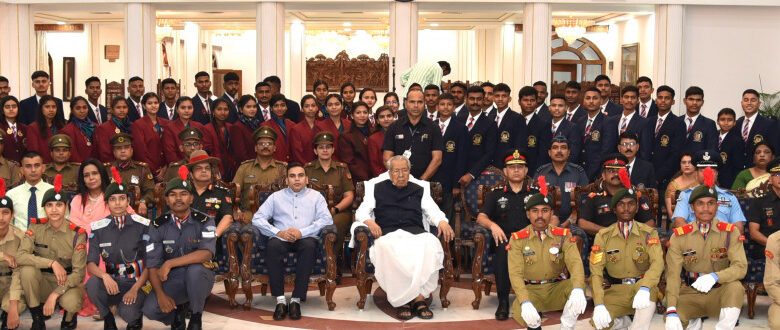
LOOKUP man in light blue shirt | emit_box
[672,150,745,233]
[251,162,333,321]
[6,151,52,231]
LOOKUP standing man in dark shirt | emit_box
[578,87,609,181]
[382,89,443,180]
[458,86,497,188]
[747,158,780,260]
[491,83,524,169]
[516,86,551,176]
[535,136,588,226]
[19,71,64,125]
[477,149,535,320]
[264,76,301,123]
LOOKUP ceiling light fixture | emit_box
[552,16,594,44]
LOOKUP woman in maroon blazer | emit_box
[94,96,132,162]
[27,95,66,163]
[203,98,235,180]
[261,94,295,163]
[314,94,351,160]
[130,92,168,179]
[368,105,395,176]
[337,101,373,182]
[228,95,262,163]
[0,96,28,163]
[289,95,319,164]
[60,96,96,163]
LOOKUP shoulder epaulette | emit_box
[135,161,149,167]
[153,214,171,227]
[551,227,570,236]
[491,185,506,191]
[673,224,694,236]
[304,161,314,167]
[336,162,347,167]
[191,209,210,223]
[240,159,254,165]
[91,218,111,231]
[716,221,736,232]
[68,222,86,234]
[103,162,112,167]
[30,217,48,224]
[275,160,288,166]
[130,214,151,226]
[511,229,530,240]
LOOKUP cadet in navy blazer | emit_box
[682,113,718,154]
[718,126,745,189]
[602,111,651,159]
[646,86,686,189]
[594,74,622,117]
[635,99,658,118]
[460,94,497,180]
[635,76,658,118]
[576,87,609,180]
[491,83,524,169]
[191,93,213,125]
[19,95,63,125]
[517,110,551,177]
[734,90,778,168]
[126,97,144,122]
[549,95,583,164]
[86,103,108,125]
[434,116,468,194]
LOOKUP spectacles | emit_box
[257,142,274,147]
[182,142,201,148]
[619,142,637,147]
[390,168,409,175]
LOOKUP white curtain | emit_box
[35,31,48,71]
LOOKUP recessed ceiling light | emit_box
[505,21,514,25]
[344,27,352,31]
[343,22,352,27]
[431,23,439,27]
[56,21,66,25]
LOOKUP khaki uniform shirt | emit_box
[0,158,20,187]
[106,161,155,203]
[764,231,780,329]
[589,220,664,306]
[232,158,286,212]
[665,218,747,307]
[304,160,354,200]
[44,162,80,187]
[163,159,187,183]
[0,226,24,301]
[16,219,87,295]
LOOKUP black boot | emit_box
[103,312,118,330]
[1,310,7,330]
[495,298,509,321]
[29,306,45,330]
[186,313,202,330]
[126,317,143,330]
[172,304,187,330]
[60,311,78,330]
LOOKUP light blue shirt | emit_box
[251,187,333,240]
[672,186,746,224]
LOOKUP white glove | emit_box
[664,307,684,330]
[691,273,718,293]
[632,286,653,309]
[592,304,612,329]
[520,301,541,327]
[568,287,587,314]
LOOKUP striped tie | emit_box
[619,117,628,134]
[618,221,633,239]
[440,123,445,135]
[467,116,475,131]
[566,111,572,121]
[640,104,647,117]
[536,230,546,242]
[742,118,750,142]
[654,117,663,137]
[584,118,593,141]
[719,134,723,148]
[698,222,711,239]
[551,123,557,136]
[686,117,694,137]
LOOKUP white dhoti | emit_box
[370,229,443,307]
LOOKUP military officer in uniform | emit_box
[43,134,79,184]
[765,230,780,329]
[589,168,663,330]
[85,168,150,329]
[106,133,154,216]
[304,131,354,263]
[477,149,536,320]
[507,190,586,330]
[163,127,205,182]
[0,136,21,187]
[17,175,86,330]
[142,166,217,330]
[232,126,287,222]
[0,178,26,329]
[665,167,746,330]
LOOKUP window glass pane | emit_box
[552,51,579,60]
[582,47,599,61]
[570,40,584,49]
[551,38,564,49]
[585,64,603,81]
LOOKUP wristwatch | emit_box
[333,207,340,214]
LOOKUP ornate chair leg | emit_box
[326,279,337,311]
[324,231,338,310]
[484,281,492,296]
[471,233,485,309]
[261,283,267,296]
[239,232,254,310]
[355,232,369,310]
[318,281,326,296]
[226,232,240,309]
[746,282,757,319]
[471,279,483,310]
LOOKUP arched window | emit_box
[550,36,606,84]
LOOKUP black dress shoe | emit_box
[103,312,118,330]
[186,313,202,330]
[495,299,509,321]
[273,303,288,321]
[29,306,45,330]
[288,301,301,320]
[172,304,187,330]
[126,317,143,330]
[60,312,78,330]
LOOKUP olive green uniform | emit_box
[765,231,780,330]
[304,160,354,256]
[589,221,663,323]
[665,219,746,326]
[163,159,187,183]
[507,224,584,326]
[232,158,286,219]
[0,226,26,312]
[44,162,80,186]
[106,160,155,204]
[0,158,20,188]
[17,219,87,316]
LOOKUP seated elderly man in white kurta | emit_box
[355,155,454,320]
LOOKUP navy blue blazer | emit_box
[516,113,552,176]
[126,97,144,123]
[157,103,178,121]
[492,108,524,168]
[718,131,745,189]
[629,158,657,189]
[455,106,470,122]
[221,93,240,124]
[566,105,587,124]
[463,112,497,178]
[646,112,686,187]
[551,119,583,165]
[86,104,109,125]
[285,99,302,123]
[19,95,64,125]
[536,104,552,122]
[191,94,212,125]
[602,113,652,159]
[683,115,719,154]
[604,100,622,117]
[578,112,609,181]
[734,114,778,168]
[434,118,468,192]
[635,100,658,118]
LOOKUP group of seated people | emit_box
[0,69,779,330]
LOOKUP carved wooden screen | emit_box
[306,51,389,92]
[104,79,125,110]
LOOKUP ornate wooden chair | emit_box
[248,182,340,310]
[469,179,562,309]
[352,181,455,310]
[737,182,770,319]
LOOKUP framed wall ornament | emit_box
[621,43,639,85]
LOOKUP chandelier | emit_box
[552,17,594,44]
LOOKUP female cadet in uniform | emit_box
[340,82,357,117]
[26,95,66,163]
[0,178,26,329]
[59,96,96,163]
[368,106,395,176]
[17,175,87,330]
[359,88,378,125]
[314,94,351,159]
[131,92,169,180]
[261,94,294,163]
[204,99,236,180]
[85,168,149,329]
[312,80,329,118]
[229,95,262,163]
[337,101,374,183]
[94,97,132,162]
[289,95,319,164]
[0,96,28,163]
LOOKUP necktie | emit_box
[467,116,475,131]
[536,230,546,242]
[10,123,16,141]
[600,104,607,114]
[686,117,694,137]
[169,107,175,119]
[95,108,102,124]
[114,216,125,231]
[233,99,238,106]
[136,103,143,118]
[551,123,558,136]
[566,111,572,121]
[742,118,750,142]
[204,99,210,115]
[618,221,632,239]
[627,164,632,175]
[654,117,663,137]
[28,186,37,225]
[619,117,628,134]
[640,104,647,117]
[429,113,435,120]
[175,216,186,230]
[698,222,711,239]
[440,123,445,135]
[263,109,270,121]
[719,134,723,148]
[584,118,593,141]
[495,114,500,124]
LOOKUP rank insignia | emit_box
[500,131,510,142]
[590,251,603,264]
[165,246,174,254]
[76,244,86,251]
[739,235,746,242]
[101,249,109,259]
[647,238,659,245]
[660,135,669,147]
[767,250,775,260]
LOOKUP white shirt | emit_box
[741,113,757,136]
[535,103,544,114]
[198,93,210,112]
[454,103,466,116]
[224,93,236,104]
[438,117,451,134]
[495,107,511,127]
[686,113,701,128]
[165,103,176,118]
[551,118,564,134]
[258,104,271,120]
[617,111,636,134]
[566,104,581,120]
[355,174,446,230]
[35,95,42,104]
[7,180,54,231]
[627,157,636,176]
[425,110,438,121]
[524,112,535,125]
[719,131,729,142]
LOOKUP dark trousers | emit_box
[493,240,510,301]
[267,237,318,299]
[441,190,455,223]
[86,276,146,322]
[143,264,214,325]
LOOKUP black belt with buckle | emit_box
[42,266,72,274]
[0,271,12,276]
[106,264,136,276]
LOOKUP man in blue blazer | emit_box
[191,71,213,125]
[594,74,621,117]
[646,85,686,191]
[84,76,108,125]
[264,76,301,123]
[125,76,145,122]
[533,81,552,122]
[602,86,651,159]
[157,78,178,121]
[19,71,64,125]
[716,108,745,188]
[549,94,582,164]
[221,72,241,123]
[734,88,778,168]
[681,86,719,153]
[515,86,551,176]
[635,76,658,118]
[491,83,524,169]
[578,87,610,180]
[433,93,467,222]
[457,86,498,188]
[563,81,587,124]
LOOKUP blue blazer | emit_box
[578,112,609,181]
[19,95,64,125]
[516,113,551,176]
[647,112,686,186]
[718,131,745,189]
[434,118,468,192]
[604,100,622,117]
[126,97,143,123]
[635,100,658,118]
[492,109,524,168]
[602,113,652,159]
[683,115,719,154]
[734,114,778,168]
[552,119,583,165]
[191,94,212,125]
[86,104,109,125]
[566,105,587,124]
[285,99,302,123]
[463,113,497,178]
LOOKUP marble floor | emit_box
[10,276,773,329]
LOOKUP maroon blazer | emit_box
[26,122,56,163]
[0,122,28,163]
[227,121,255,163]
[203,122,234,179]
[261,118,294,163]
[60,122,96,163]
[130,116,169,173]
[93,120,126,162]
[162,119,215,164]
[337,130,372,182]
[314,117,351,161]
[367,130,386,177]
[289,120,317,164]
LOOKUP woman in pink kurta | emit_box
[69,159,135,318]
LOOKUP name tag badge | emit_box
[202,231,216,238]
[99,243,112,247]
[565,182,575,193]
[163,240,175,245]
[146,244,154,252]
